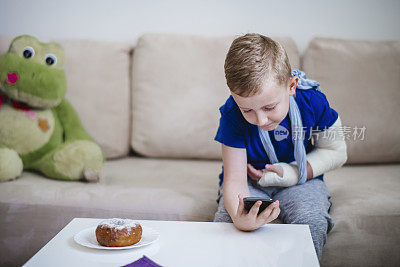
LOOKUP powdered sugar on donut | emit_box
[98,218,140,232]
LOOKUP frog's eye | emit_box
[45,54,57,66]
[22,46,35,59]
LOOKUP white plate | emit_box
[74,225,159,250]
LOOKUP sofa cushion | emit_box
[0,157,221,221]
[130,33,300,159]
[1,161,399,266]
[0,35,132,159]
[0,157,221,266]
[302,37,400,164]
[322,164,400,266]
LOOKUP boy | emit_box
[214,33,347,260]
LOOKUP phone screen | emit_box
[243,197,274,215]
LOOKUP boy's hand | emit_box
[233,194,280,231]
[247,163,284,181]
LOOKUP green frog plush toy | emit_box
[0,35,104,182]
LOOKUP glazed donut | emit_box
[95,218,142,247]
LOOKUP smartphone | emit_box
[243,197,274,215]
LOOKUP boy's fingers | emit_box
[265,164,275,173]
[236,194,245,215]
[265,164,284,178]
[247,164,262,177]
[247,164,255,174]
[247,164,263,179]
[268,206,281,221]
[249,201,261,217]
[248,171,259,181]
[258,201,276,220]
[264,201,280,221]
[247,165,258,181]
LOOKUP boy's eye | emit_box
[264,106,276,111]
[243,110,252,113]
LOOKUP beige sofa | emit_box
[0,34,399,267]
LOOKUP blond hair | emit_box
[224,33,292,97]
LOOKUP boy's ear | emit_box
[288,77,298,96]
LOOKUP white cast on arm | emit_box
[257,162,299,187]
[258,116,348,187]
[305,115,348,177]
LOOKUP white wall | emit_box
[0,0,399,53]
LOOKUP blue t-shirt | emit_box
[214,89,339,186]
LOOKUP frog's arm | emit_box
[53,98,93,142]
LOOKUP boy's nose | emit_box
[256,113,268,127]
[259,120,270,127]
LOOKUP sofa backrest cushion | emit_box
[302,37,400,164]
[130,33,300,159]
[0,35,132,159]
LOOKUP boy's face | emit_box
[232,77,298,131]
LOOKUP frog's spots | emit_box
[7,72,19,84]
[38,118,50,132]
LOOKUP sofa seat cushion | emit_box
[1,160,399,266]
[0,157,221,221]
[322,164,400,266]
[0,157,221,266]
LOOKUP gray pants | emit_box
[214,178,334,260]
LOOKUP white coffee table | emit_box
[24,218,319,267]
